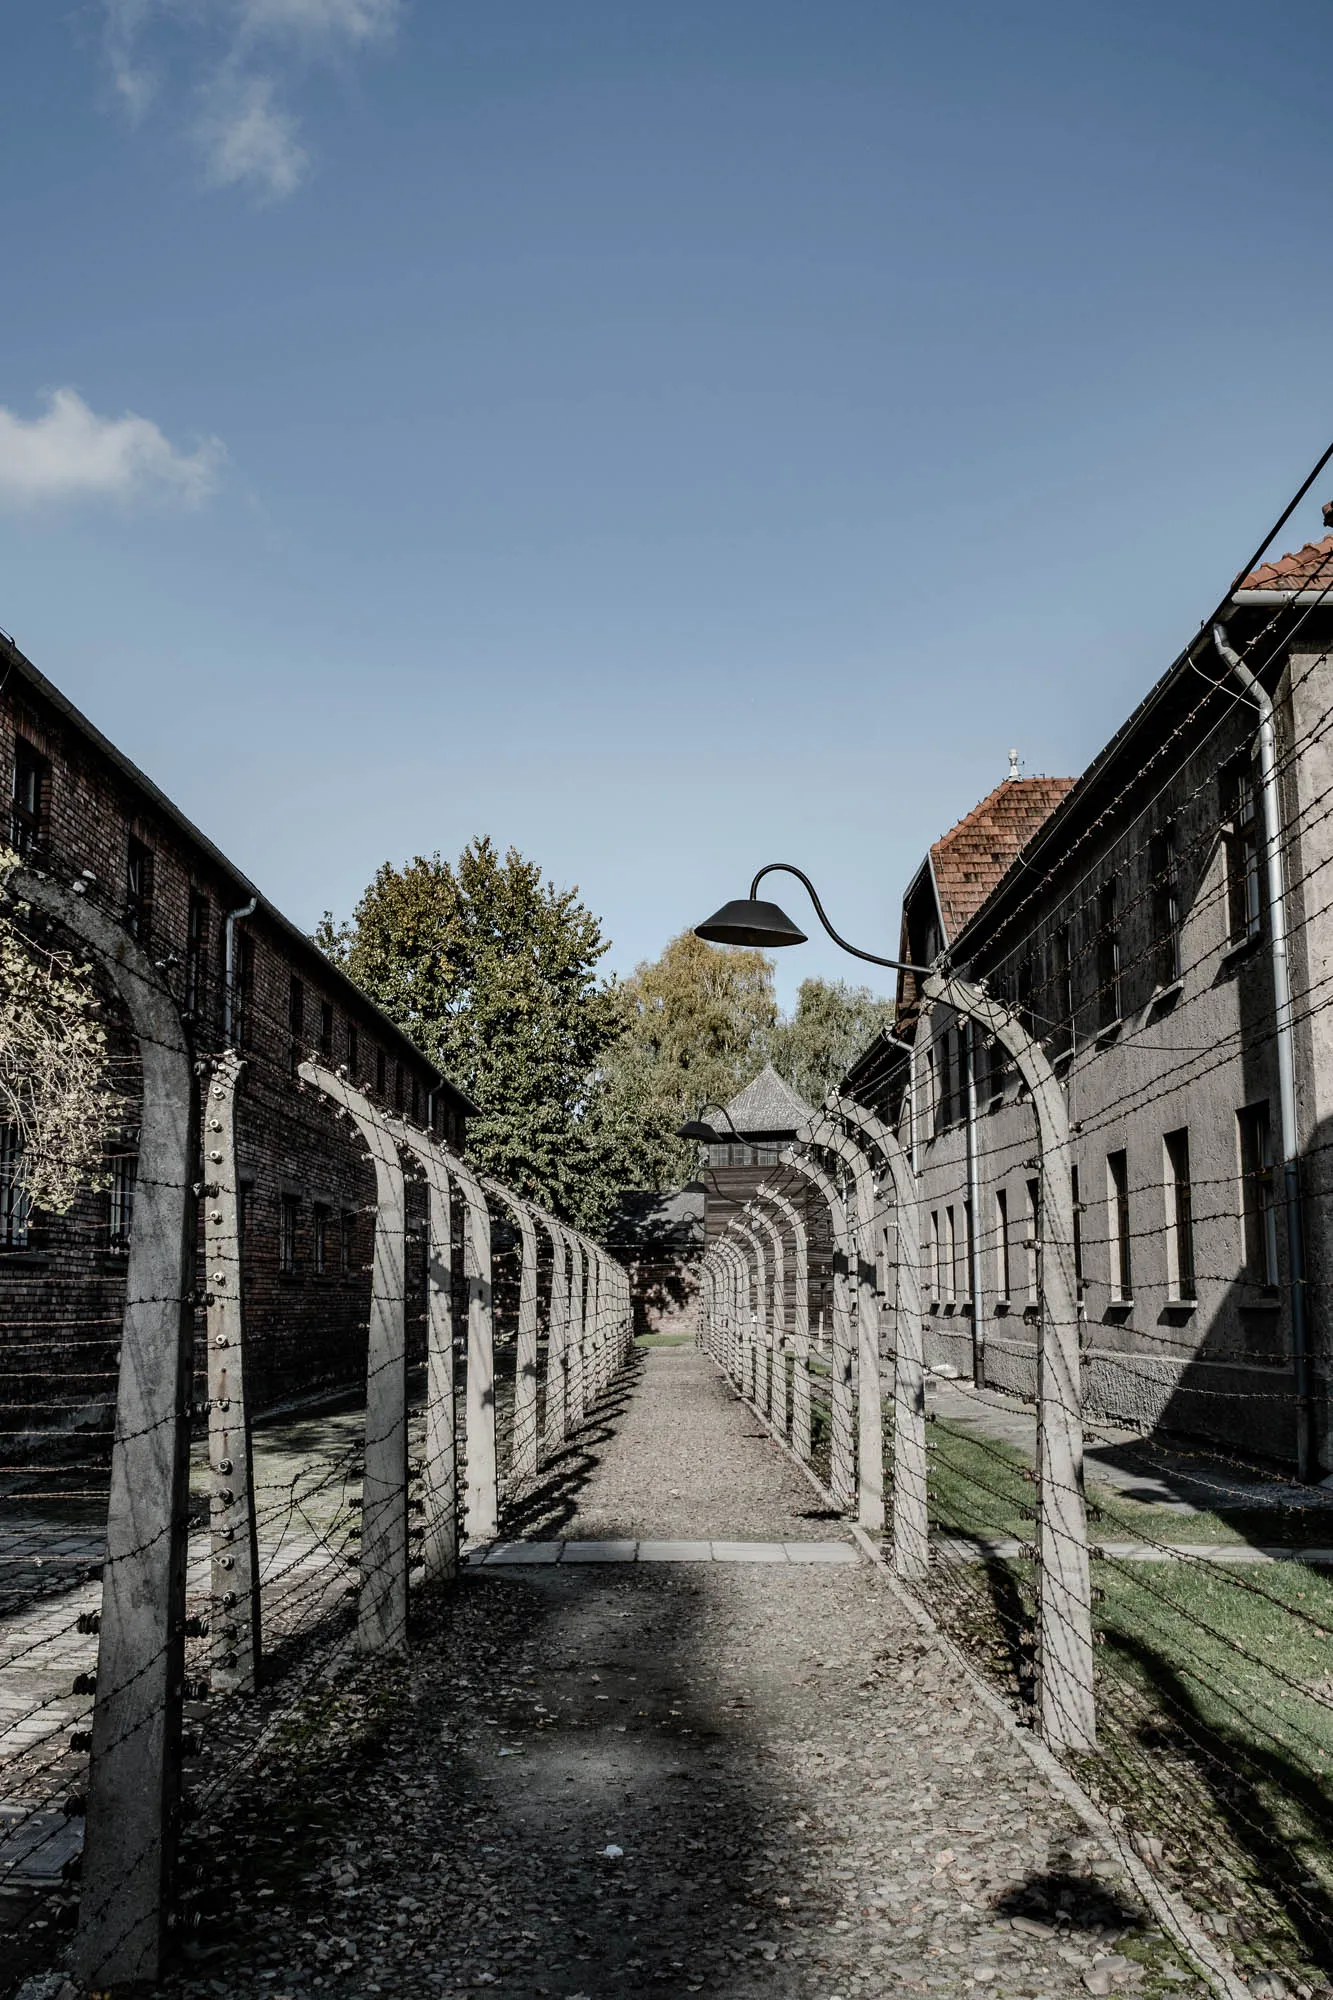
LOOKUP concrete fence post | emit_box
[802,1115,885,1534]
[538,1212,570,1453]
[758,1185,810,1457]
[202,1051,260,1693]
[737,1217,769,1411]
[386,1122,458,1584]
[568,1236,587,1427]
[781,1147,856,1507]
[751,1205,786,1434]
[301,1063,408,1654]
[835,1094,927,1581]
[449,1158,498,1546]
[7,869,197,1994]
[924,970,1095,1756]
[481,1178,540,1486]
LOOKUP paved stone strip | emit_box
[474,1539,861,1565]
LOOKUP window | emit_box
[1052,925,1073,1051]
[11,740,48,857]
[232,932,255,1050]
[1096,881,1120,1028]
[319,1001,334,1059]
[929,1210,941,1300]
[945,1206,958,1304]
[280,1194,299,1275]
[1107,1150,1132,1301]
[1238,1103,1279,1287]
[1222,754,1262,945]
[410,1076,420,1121]
[288,975,305,1078]
[996,1187,1011,1300]
[376,1049,387,1096]
[313,1202,331,1277]
[184,893,209,1018]
[394,1061,405,1112]
[1026,1175,1041,1305]
[340,1210,354,1275]
[125,835,154,943]
[1071,1165,1084,1305]
[1017,958,1036,1035]
[0,1125,30,1249]
[1150,825,1181,985]
[347,1023,359,1079]
[109,1144,137,1251]
[1165,1128,1196,1302]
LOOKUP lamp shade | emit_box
[677,1119,722,1142]
[694,897,809,949]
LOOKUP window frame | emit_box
[1164,1128,1197,1304]
[1107,1148,1132,1302]
[1237,1103,1279,1289]
[10,739,49,859]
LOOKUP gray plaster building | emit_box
[849,519,1333,1473]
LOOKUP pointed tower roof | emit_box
[722,1063,815,1137]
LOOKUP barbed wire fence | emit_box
[0,862,632,1994]
[699,599,1333,1989]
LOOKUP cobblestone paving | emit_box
[149,1349,1194,2000]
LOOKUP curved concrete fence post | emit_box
[567,1236,587,1427]
[804,1114,885,1534]
[739,1213,772,1415]
[481,1176,540,1487]
[723,1230,756,1400]
[924,968,1094,1757]
[203,1051,261,1693]
[759,1185,810,1456]
[538,1210,570,1453]
[714,1239,743,1383]
[301,1063,409,1654]
[445,1155,499,1547]
[8,869,198,1993]
[781,1146,856,1508]
[384,1120,459,1583]
[834,1094,927,1581]
[751,1202,787,1436]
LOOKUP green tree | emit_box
[318,839,622,1224]
[767,976,896,1105]
[585,930,777,1193]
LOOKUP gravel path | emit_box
[146,1349,1191,2000]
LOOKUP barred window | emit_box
[0,1125,30,1249]
[1165,1128,1196,1302]
[126,836,154,943]
[280,1194,299,1275]
[109,1143,138,1251]
[11,740,48,858]
[1238,1103,1278,1287]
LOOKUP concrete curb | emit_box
[718,1360,1251,2000]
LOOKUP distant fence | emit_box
[0,864,630,1993]
[701,1083,1333,1992]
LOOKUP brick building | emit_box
[849,521,1333,1471]
[1,636,475,1439]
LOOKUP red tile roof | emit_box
[1242,534,1333,591]
[931,777,1075,942]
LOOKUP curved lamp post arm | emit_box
[747,863,933,978]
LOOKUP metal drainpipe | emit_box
[1213,623,1314,1479]
[223,897,258,1047]
[964,1018,984,1387]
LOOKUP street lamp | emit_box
[695,864,930,975]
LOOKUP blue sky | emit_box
[3,1,1331,1007]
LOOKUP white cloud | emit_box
[237,0,401,45]
[0,389,225,510]
[103,0,161,118]
[99,0,402,199]
[197,71,309,199]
